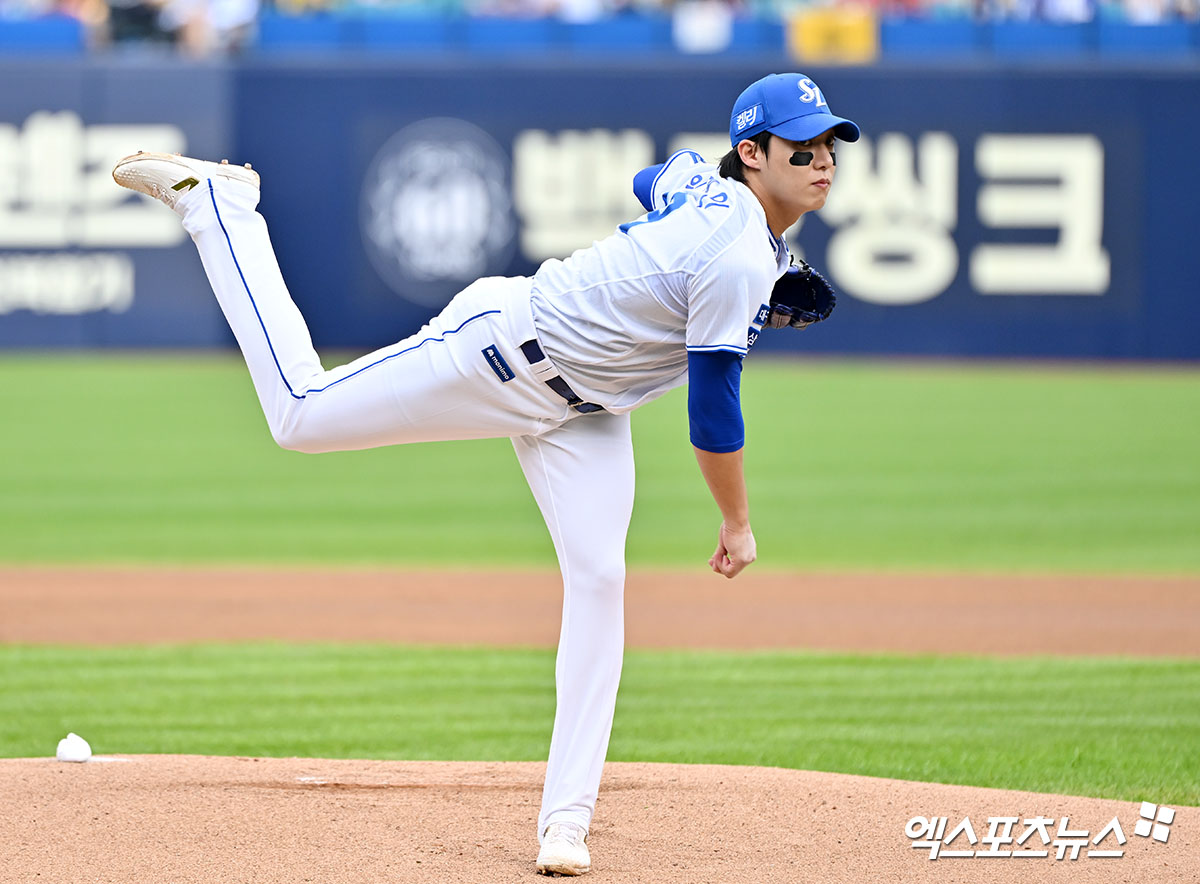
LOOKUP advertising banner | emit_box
[0,61,234,347]
[235,61,1199,359]
[4,59,1197,359]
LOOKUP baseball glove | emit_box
[766,260,837,330]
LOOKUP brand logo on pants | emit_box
[482,344,514,382]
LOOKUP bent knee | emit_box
[270,423,332,454]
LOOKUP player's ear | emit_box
[737,138,764,171]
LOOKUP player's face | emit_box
[770,130,836,210]
[746,130,837,235]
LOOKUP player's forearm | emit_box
[693,446,750,529]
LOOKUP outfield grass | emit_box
[4,356,1194,807]
[1,644,1196,806]
[1,354,1197,572]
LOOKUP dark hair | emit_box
[718,132,773,183]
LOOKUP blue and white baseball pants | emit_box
[178,174,632,841]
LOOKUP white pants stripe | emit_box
[180,176,634,838]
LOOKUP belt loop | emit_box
[519,337,604,413]
[520,338,559,382]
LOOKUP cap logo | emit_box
[735,105,761,133]
[797,78,828,109]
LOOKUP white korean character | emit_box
[1052,816,1090,860]
[818,132,959,305]
[976,816,1020,858]
[1087,817,1126,858]
[940,815,979,858]
[0,110,79,248]
[1013,816,1053,858]
[0,112,187,250]
[970,134,1109,295]
[905,816,948,859]
[513,128,652,261]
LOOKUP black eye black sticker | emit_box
[789,149,836,166]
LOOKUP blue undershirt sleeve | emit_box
[632,164,664,212]
[687,349,745,453]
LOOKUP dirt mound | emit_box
[1,756,1193,883]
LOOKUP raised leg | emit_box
[176,179,562,451]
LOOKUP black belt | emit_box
[519,339,605,413]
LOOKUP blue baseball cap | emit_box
[730,73,860,147]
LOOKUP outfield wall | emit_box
[1,58,1197,359]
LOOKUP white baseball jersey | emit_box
[529,149,791,413]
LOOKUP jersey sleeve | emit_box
[685,229,777,356]
[647,149,707,210]
[632,164,663,212]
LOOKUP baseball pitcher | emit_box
[112,71,859,876]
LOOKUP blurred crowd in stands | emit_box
[0,0,258,52]
[1,0,1196,56]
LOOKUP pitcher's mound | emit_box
[1,756,1193,883]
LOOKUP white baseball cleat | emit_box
[112,151,260,211]
[536,822,591,876]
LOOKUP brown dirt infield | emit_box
[1,568,1197,883]
[2,568,1198,654]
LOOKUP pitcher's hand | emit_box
[709,521,756,579]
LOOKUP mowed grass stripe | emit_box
[2,644,1196,806]
[0,355,1197,571]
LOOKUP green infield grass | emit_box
[1,354,1197,573]
[1,644,1196,806]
